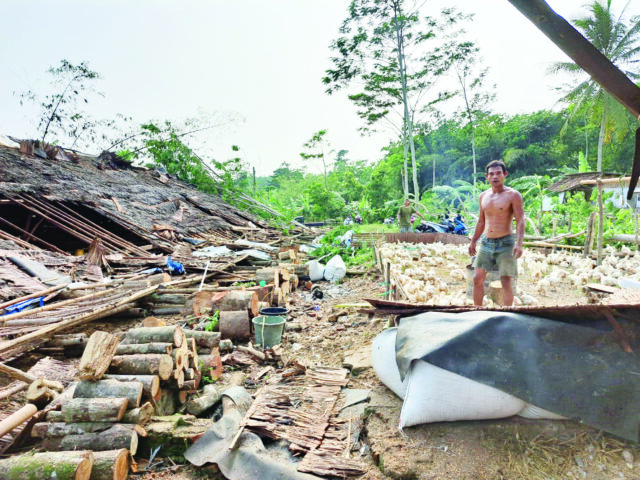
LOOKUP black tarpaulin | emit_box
[395,311,640,441]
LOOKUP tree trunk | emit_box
[0,450,94,480]
[121,402,155,425]
[73,380,143,408]
[122,326,184,348]
[183,330,220,349]
[597,109,606,172]
[47,424,138,456]
[61,397,129,423]
[78,331,121,381]
[115,343,172,355]
[90,449,129,480]
[101,375,160,399]
[185,384,221,416]
[47,333,88,348]
[32,422,113,438]
[148,294,189,305]
[108,354,173,381]
[219,310,251,342]
[213,290,259,317]
[256,268,279,285]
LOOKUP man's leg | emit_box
[500,276,514,306]
[473,268,487,306]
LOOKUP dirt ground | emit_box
[3,245,640,480]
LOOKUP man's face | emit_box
[404,200,410,207]
[485,166,507,187]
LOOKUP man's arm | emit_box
[468,193,485,256]
[512,191,525,258]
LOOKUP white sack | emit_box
[306,260,325,282]
[323,255,346,283]
[399,359,527,428]
[371,328,407,399]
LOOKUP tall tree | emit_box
[444,41,495,187]
[324,0,468,199]
[550,0,640,171]
[300,130,331,189]
[18,59,101,147]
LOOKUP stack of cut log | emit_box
[30,326,221,465]
[256,266,300,307]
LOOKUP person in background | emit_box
[468,160,525,306]
[397,198,424,233]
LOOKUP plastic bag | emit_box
[323,255,346,283]
[166,256,185,275]
[307,260,325,282]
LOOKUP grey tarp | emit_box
[395,311,640,441]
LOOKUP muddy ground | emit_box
[3,247,640,480]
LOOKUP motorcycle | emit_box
[416,214,468,235]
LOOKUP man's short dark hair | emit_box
[486,160,507,174]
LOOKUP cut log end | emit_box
[92,449,129,480]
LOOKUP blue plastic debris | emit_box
[166,257,185,275]
[139,267,163,275]
[4,296,45,315]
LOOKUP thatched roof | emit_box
[547,172,622,193]
[0,142,273,253]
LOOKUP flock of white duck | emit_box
[378,242,638,307]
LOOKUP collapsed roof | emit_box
[0,141,276,255]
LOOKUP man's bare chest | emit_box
[482,193,513,215]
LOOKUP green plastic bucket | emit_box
[252,315,286,348]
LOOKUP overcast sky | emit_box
[0,1,634,176]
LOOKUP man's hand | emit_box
[468,241,477,256]
[513,244,523,259]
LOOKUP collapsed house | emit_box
[0,140,372,480]
[0,140,277,257]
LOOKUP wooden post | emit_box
[552,217,558,252]
[384,261,391,300]
[597,180,604,265]
[584,211,596,257]
[635,212,639,252]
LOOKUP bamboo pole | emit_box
[597,180,604,265]
[0,215,68,254]
[54,200,149,256]
[0,284,69,312]
[19,195,134,255]
[16,195,124,253]
[0,228,42,250]
[0,404,38,438]
[0,287,157,357]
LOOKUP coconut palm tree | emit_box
[550,0,640,171]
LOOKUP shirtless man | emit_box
[468,160,525,306]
